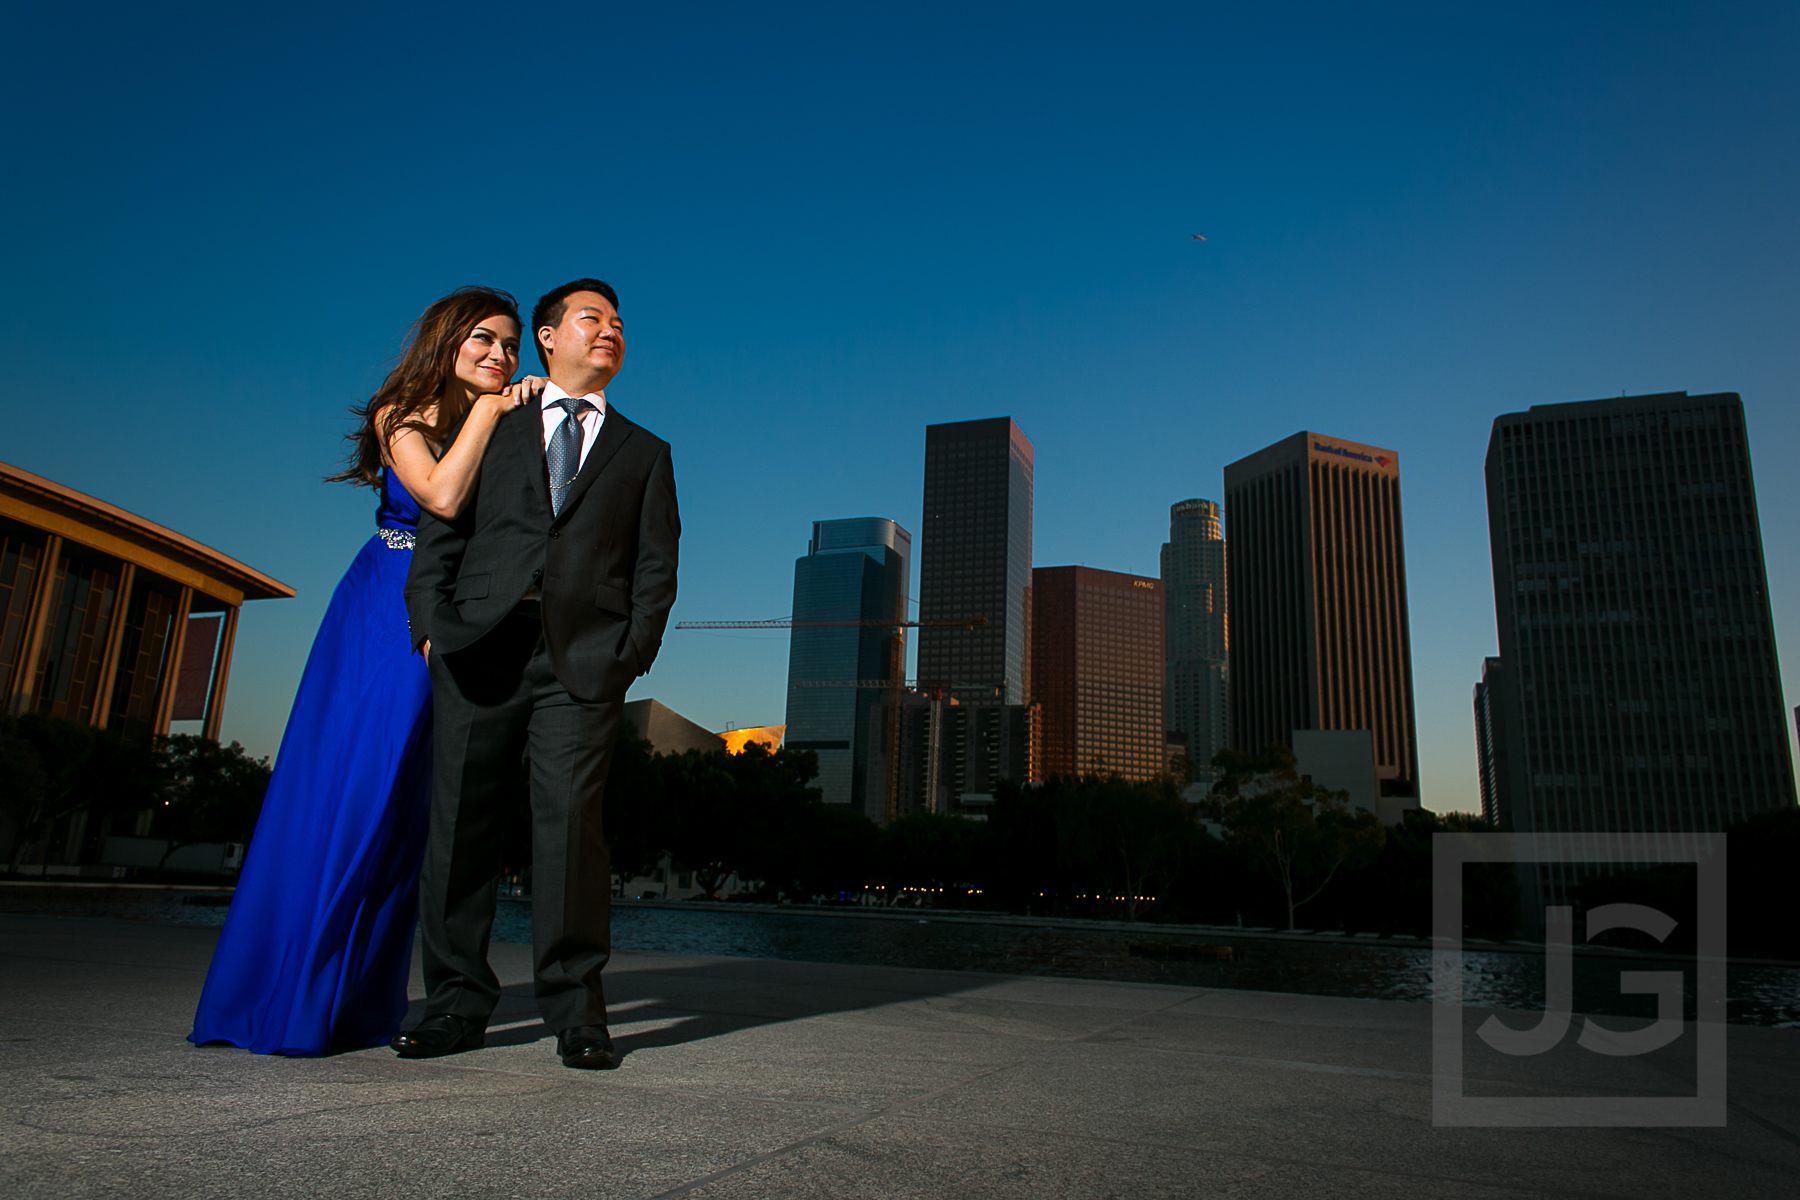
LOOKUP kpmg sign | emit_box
[1312,440,1393,469]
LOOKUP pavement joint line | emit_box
[1565,1012,1800,1152]
[327,1052,888,1122]
[1,1014,195,1040]
[338,1038,880,1106]
[0,949,206,975]
[1062,1039,1689,1096]
[639,988,1205,1199]
[1725,1102,1800,1151]
[10,1078,573,1144]
[884,1111,1662,1200]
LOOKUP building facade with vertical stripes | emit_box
[0,461,292,870]
[1482,391,1794,838]
[1223,432,1419,802]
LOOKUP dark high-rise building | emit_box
[783,518,910,813]
[1473,656,1512,829]
[1482,391,1795,837]
[1030,565,1165,781]
[1224,432,1420,804]
[918,418,1034,705]
[1161,498,1229,782]
[865,693,1032,819]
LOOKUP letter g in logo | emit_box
[1478,903,1684,1057]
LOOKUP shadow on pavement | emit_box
[403,953,997,1062]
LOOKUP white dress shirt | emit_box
[540,381,607,473]
[522,382,608,602]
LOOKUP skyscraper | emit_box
[1030,565,1165,781]
[917,418,1033,705]
[865,692,1032,819]
[1482,391,1795,836]
[1161,498,1228,782]
[783,517,910,814]
[1224,432,1420,809]
[1472,656,1511,829]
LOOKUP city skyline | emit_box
[5,7,1798,817]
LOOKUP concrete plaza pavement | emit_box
[2,912,1798,1199]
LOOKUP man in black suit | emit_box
[397,279,678,1069]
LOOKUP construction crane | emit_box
[674,617,988,631]
[674,614,988,825]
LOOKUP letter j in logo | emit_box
[1478,904,1685,1058]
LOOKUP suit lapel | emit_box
[553,405,635,527]
[509,403,553,514]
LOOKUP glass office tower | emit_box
[1483,391,1795,836]
[1223,431,1420,802]
[1161,498,1229,782]
[783,518,911,813]
[918,418,1034,704]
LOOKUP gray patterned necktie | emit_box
[546,397,593,516]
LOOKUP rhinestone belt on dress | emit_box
[376,528,416,550]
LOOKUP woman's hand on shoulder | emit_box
[498,375,547,410]
[472,376,544,421]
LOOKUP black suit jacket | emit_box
[404,402,680,704]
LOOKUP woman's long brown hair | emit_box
[328,286,522,487]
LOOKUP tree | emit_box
[877,812,987,904]
[1209,744,1301,798]
[659,742,831,901]
[153,736,271,877]
[793,802,879,901]
[1098,778,1199,922]
[1724,806,1800,961]
[1057,775,1199,921]
[724,742,824,901]
[0,720,48,862]
[987,778,1063,913]
[1331,808,1511,938]
[2,714,158,875]
[660,749,742,898]
[602,721,666,895]
[1224,774,1385,931]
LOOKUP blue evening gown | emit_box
[190,472,433,1055]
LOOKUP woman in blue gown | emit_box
[191,287,542,1055]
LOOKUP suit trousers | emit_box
[420,613,619,1031]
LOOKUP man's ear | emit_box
[537,326,555,359]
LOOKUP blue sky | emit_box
[4,2,1796,814]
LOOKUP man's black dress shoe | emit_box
[391,1014,486,1059]
[557,1025,617,1070]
